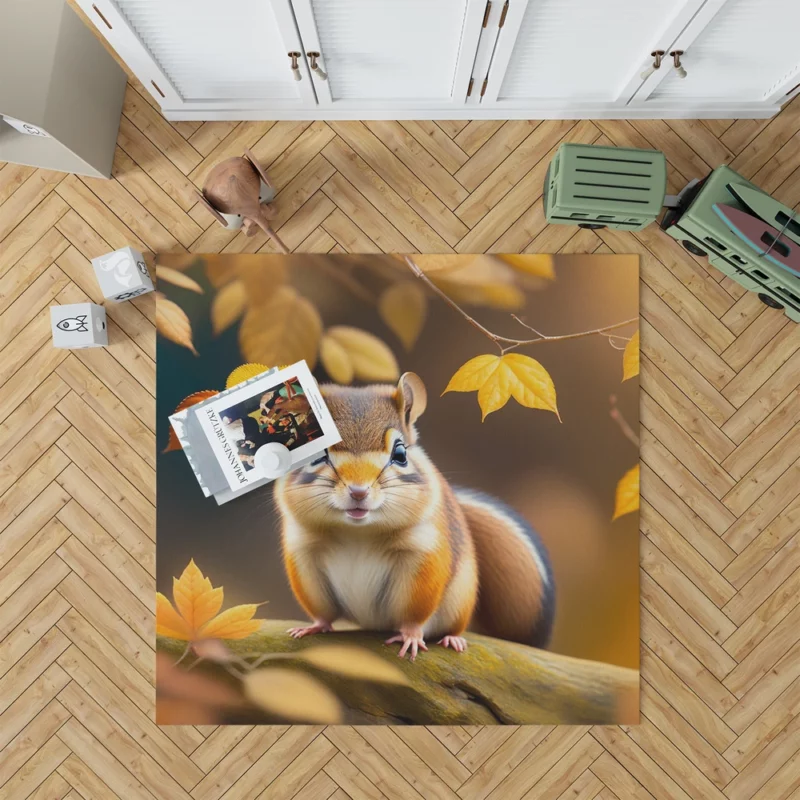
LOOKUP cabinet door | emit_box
[636,0,800,107]
[480,0,705,109]
[76,0,317,111]
[290,0,486,108]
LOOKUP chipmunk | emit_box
[274,373,555,660]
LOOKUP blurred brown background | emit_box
[156,254,639,669]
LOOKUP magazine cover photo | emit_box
[155,253,640,726]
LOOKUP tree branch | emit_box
[610,394,640,447]
[158,621,639,725]
[403,256,637,355]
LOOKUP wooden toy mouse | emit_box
[196,148,289,253]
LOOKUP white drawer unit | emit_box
[76,0,800,119]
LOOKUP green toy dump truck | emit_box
[544,143,800,323]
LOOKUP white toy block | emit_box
[51,303,107,349]
[91,246,154,302]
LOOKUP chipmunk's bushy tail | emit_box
[455,488,555,649]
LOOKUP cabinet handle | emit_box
[640,50,664,81]
[92,4,113,29]
[307,52,328,81]
[288,52,302,81]
[670,50,687,79]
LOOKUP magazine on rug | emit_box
[172,361,341,499]
[155,253,640,726]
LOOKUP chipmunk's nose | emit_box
[348,485,370,502]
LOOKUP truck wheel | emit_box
[682,240,707,257]
[758,293,784,310]
[579,223,606,230]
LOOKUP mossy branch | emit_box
[158,620,638,725]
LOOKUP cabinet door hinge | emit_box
[467,77,474,97]
[499,0,509,27]
[482,0,492,27]
[480,77,488,97]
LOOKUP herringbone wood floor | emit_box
[2,72,800,799]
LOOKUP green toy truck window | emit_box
[776,212,800,239]
[761,233,790,259]
[777,287,800,306]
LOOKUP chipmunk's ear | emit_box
[397,372,427,433]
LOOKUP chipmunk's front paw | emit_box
[385,625,428,661]
[287,620,333,639]
[438,635,468,653]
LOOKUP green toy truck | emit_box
[660,165,800,323]
[544,143,800,323]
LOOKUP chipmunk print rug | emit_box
[155,253,640,725]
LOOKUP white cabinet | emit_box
[479,0,706,107]
[83,0,317,112]
[634,0,800,108]
[76,0,800,120]
[290,0,485,108]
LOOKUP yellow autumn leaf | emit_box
[498,254,556,279]
[613,465,640,520]
[238,256,289,306]
[156,292,198,356]
[155,254,199,271]
[298,646,409,685]
[623,330,640,381]
[239,285,322,369]
[320,334,354,385]
[243,668,342,724]
[431,256,525,310]
[172,559,223,633]
[200,605,263,640]
[378,281,427,350]
[403,254,476,275]
[325,326,399,382]
[444,353,560,422]
[156,266,204,294]
[211,279,247,335]
[156,592,191,640]
[443,354,502,392]
[156,559,265,641]
[226,363,271,389]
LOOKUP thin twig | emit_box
[610,394,640,447]
[403,256,507,351]
[403,256,638,355]
[511,314,638,344]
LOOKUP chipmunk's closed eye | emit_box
[391,441,408,467]
[310,452,329,467]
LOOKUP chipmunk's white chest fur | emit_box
[322,544,396,629]
[318,522,439,630]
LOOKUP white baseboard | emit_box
[162,103,780,122]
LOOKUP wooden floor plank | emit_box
[1,71,800,800]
